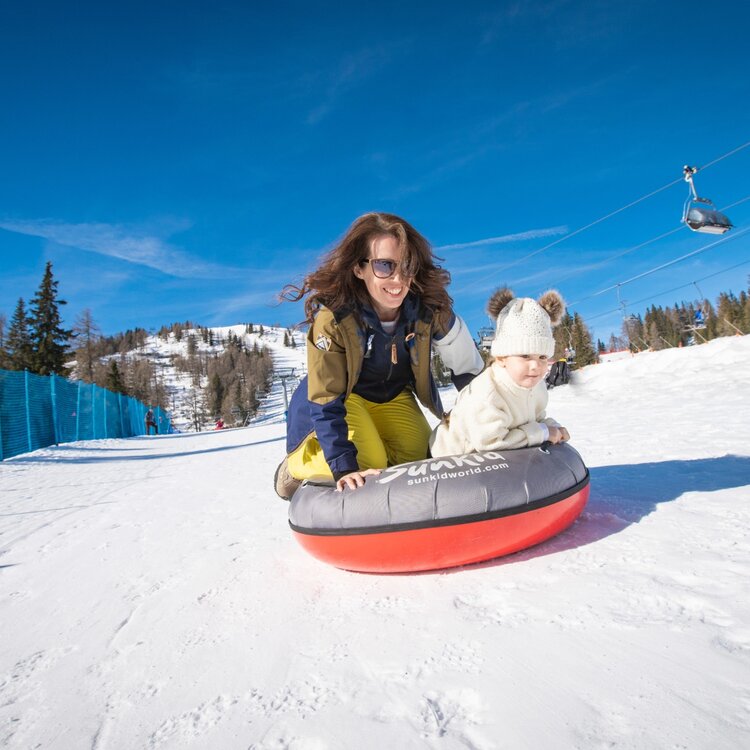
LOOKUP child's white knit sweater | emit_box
[429,361,561,456]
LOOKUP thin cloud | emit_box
[454,265,569,299]
[0,219,244,279]
[199,289,283,325]
[388,73,615,199]
[306,43,404,125]
[436,225,568,252]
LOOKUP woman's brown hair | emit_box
[281,212,453,330]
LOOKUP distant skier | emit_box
[145,408,158,435]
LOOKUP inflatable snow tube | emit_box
[288,442,590,573]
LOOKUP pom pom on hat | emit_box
[537,290,565,325]
[487,287,514,319]
[489,288,565,358]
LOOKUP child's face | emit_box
[497,354,549,388]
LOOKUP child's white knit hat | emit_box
[487,288,565,358]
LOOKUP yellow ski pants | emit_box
[287,389,432,481]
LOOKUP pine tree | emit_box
[208,372,224,416]
[703,300,719,341]
[622,313,645,351]
[644,305,673,349]
[106,360,126,393]
[607,332,626,352]
[571,313,597,367]
[28,261,72,375]
[716,293,743,336]
[552,312,574,360]
[73,308,101,382]
[6,298,34,370]
[233,380,247,424]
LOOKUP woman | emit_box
[275,212,484,498]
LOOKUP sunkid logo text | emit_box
[377,451,507,484]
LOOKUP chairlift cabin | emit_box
[687,282,710,330]
[682,166,733,234]
[477,326,495,352]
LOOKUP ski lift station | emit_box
[477,326,494,352]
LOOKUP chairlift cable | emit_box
[463,178,683,285]
[541,225,684,296]
[534,194,750,295]
[568,219,750,307]
[595,225,750,291]
[548,193,750,301]
[584,193,750,272]
[696,139,750,171]
[460,140,750,291]
[582,256,750,322]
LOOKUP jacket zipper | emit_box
[387,336,397,379]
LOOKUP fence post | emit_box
[118,393,124,437]
[24,369,33,453]
[103,388,108,439]
[91,382,96,439]
[0,377,4,460]
[50,373,59,445]
[76,381,81,441]
[724,318,745,335]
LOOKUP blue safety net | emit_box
[0,369,172,461]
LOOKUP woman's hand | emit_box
[336,468,382,492]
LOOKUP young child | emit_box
[429,287,570,456]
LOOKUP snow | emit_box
[597,349,633,364]
[2,335,750,749]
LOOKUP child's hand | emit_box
[548,426,570,444]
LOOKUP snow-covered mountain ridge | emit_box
[122,324,306,432]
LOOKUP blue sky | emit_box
[1,1,749,345]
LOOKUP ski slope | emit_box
[1,335,750,749]
[130,324,306,432]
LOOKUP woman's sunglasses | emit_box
[360,258,414,279]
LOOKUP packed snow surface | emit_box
[2,335,750,749]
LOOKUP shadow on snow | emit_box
[441,453,750,574]
[5,435,285,464]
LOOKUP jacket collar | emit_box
[332,293,432,324]
[358,292,421,331]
